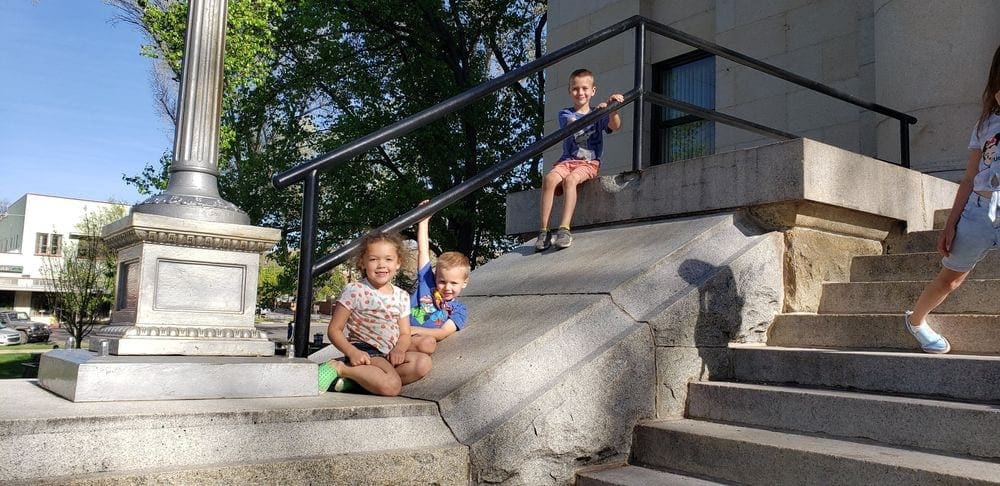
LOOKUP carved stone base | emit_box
[38,349,317,402]
[95,212,281,356]
[89,325,274,356]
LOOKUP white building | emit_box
[0,194,129,316]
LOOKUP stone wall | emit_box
[544,0,997,179]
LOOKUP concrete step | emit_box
[631,419,1000,485]
[888,207,960,254]
[935,208,950,229]
[818,279,1000,314]
[0,380,467,483]
[402,213,766,470]
[28,444,468,485]
[730,345,1000,402]
[687,381,1000,459]
[851,250,1000,282]
[768,313,1000,354]
[886,229,939,254]
[576,464,730,485]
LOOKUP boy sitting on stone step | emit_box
[408,201,470,355]
[535,68,624,251]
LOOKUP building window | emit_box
[35,233,63,256]
[651,51,715,165]
[70,234,100,259]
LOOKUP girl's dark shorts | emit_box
[337,341,387,361]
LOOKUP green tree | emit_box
[256,255,283,310]
[114,0,546,292]
[43,206,126,348]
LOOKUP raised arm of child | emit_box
[416,201,431,270]
[327,303,370,366]
[410,200,462,342]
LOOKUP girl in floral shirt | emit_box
[320,233,431,395]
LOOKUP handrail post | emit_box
[900,121,911,169]
[632,21,646,172]
[293,170,319,357]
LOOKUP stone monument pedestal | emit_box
[36,212,316,402]
[89,211,279,356]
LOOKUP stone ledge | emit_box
[24,445,469,486]
[0,380,460,482]
[507,138,957,236]
[103,211,281,252]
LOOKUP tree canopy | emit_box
[114,0,547,292]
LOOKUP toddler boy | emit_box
[409,203,470,354]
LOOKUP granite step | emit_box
[850,250,1000,282]
[886,207,964,254]
[768,313,1000,354]
[576,464,731,485]
[26,444,468,485]
[0,380,466,483]
[886,229,939,254]
[631,419,1000,485]
[687,381,1000,459]
[729,345,1000,402]
[934,208,950,229]
[817,279,1000,314]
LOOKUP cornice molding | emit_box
[104,226,276,253]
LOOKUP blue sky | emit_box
[0,0,171,206]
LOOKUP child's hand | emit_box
[417,199,431,225]
[938,224,956,257]
[598,93,624,109]
[347,348,371,366]
[388,345,406,366]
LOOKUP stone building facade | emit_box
[544,0,1000,181]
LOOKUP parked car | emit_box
[0,311,51,343]
[0,322,23,346]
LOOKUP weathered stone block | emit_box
[648,232,783,347]
[655,346,732,418]
[468,327,654,485]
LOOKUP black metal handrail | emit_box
[274,15,917,357]
[272,16,639,190]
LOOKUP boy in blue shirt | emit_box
[536,68,623,251]
[409,203,470,355]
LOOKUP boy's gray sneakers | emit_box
[904,311,951,354]
[554,228,573,249]
[534,230,551,252]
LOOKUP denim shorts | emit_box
[337,341,387,360]
[941,193,1000,272]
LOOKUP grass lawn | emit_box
[0,353,35,379]
[0,342,87,379]
[7,342,56,351]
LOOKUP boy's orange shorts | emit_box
[550,160,600,196]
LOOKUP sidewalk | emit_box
[255,310,332,344]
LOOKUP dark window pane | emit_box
[651,52,716,165]
[666,56,715,120]
[667,120,715,162]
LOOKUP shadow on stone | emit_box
[679,258,744,381]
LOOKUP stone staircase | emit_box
[578,211,1000,485]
